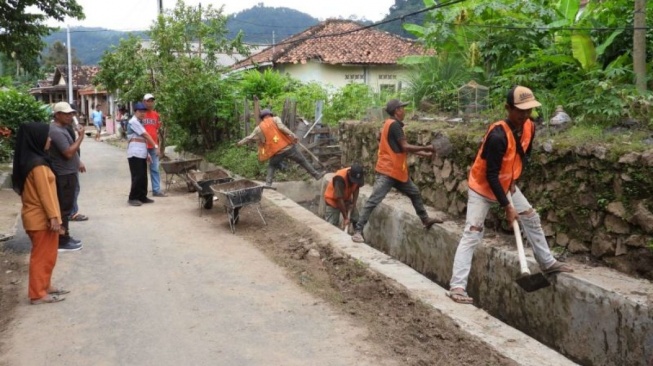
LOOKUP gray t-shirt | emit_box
[49,122,80,175]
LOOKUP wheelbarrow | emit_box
[160,158,203,191]
[210,179,275,233]
[187,168,233,215]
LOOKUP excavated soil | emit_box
[235,203,517,366]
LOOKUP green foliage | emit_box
[323,83,376,125]
[0,0,84,73]
[40,41,81,70]
[238,69,295,105]
[0,89,50,131]
[0,88,49,162]
[205,144,266,179]
[403,55,470,113]
[377,0,425,39]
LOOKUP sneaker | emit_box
[58,241,82,252]
[128,200,142,206]
[351,231,365,243]
[153,191,168,197]
[140,197,155,204]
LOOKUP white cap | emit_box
[53,102,75,114]
[143,93,155,101]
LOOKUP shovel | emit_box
[508,194,550,292]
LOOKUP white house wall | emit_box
[279,61,410,93]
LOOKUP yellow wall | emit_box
[278,61,410,93]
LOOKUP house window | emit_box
[345,74,364,80]
[378,74,397,80]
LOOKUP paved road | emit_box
[1,138,392,366]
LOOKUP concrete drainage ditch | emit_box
[271,178,653,366]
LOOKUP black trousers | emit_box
[55,173,78,241]
[128,157,148,201]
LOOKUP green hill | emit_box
[40,2,417,65]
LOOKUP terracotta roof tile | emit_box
[54,65,100,87]
[233,19,427,70]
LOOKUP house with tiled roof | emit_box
[231,19,428,93]
[30,65,109,124]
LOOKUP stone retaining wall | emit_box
[339,120,653,280]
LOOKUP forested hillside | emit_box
[40,1,422,65]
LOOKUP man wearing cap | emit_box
[49,102,85,251]
[142,93,166,197]
[126,102,159,206]
[351,99,442,243]
[237,109,324,186]
[323,164,364,229]
[447,86,573,305]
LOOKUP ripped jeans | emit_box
[449,187,556,291]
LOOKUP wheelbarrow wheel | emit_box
[202,195,214,209]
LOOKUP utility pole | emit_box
[272,30,276,57]
[634,0,647,93]
[158,0,163,14]
[66,25,74,104]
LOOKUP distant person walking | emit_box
[12,122,69,305]
[127,102,159,206]
[49,102,84,252]
[142,93,166,197]
[237,109,324,186]
[67,104,88,222]
[351,99,442,244]
[91,105,103,141]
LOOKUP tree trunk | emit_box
[634,0,647,93]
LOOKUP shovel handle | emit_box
[508,194,531,276]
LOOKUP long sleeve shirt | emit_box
[21,165,61,231]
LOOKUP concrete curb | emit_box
[263,185,577,366]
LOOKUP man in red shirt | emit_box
[142,93,166,197]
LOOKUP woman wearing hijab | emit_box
[12,122,68,305]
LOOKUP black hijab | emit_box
[12,122,52,195]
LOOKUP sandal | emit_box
[543,261,574,274]
[447,288,474,304]
[30,294,66,305]
[70,213,89,221]
[47,287,70,295]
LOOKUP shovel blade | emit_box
[516,273,550,292]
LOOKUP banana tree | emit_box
[548,0,623,71]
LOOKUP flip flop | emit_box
[70,213,89,221]
[47,287,71,295]
[30,294,66,305]
[447,289,474,304]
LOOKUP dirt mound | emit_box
[236,203,517,366]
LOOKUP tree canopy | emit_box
[0,0,84,72]
[41,41,81,70]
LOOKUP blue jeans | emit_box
[148,148,161,193]
[354,173,428,232]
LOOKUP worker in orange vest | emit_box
[448,86,573,305]
[351,99,443,243]
[323,164,365,229]
[237,109,325,186]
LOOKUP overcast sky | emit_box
[46,0,397,31]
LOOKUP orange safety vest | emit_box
[468,120,534,201]
[324,168,359,208]
[375,119,408,182]
[257,118,293,161]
